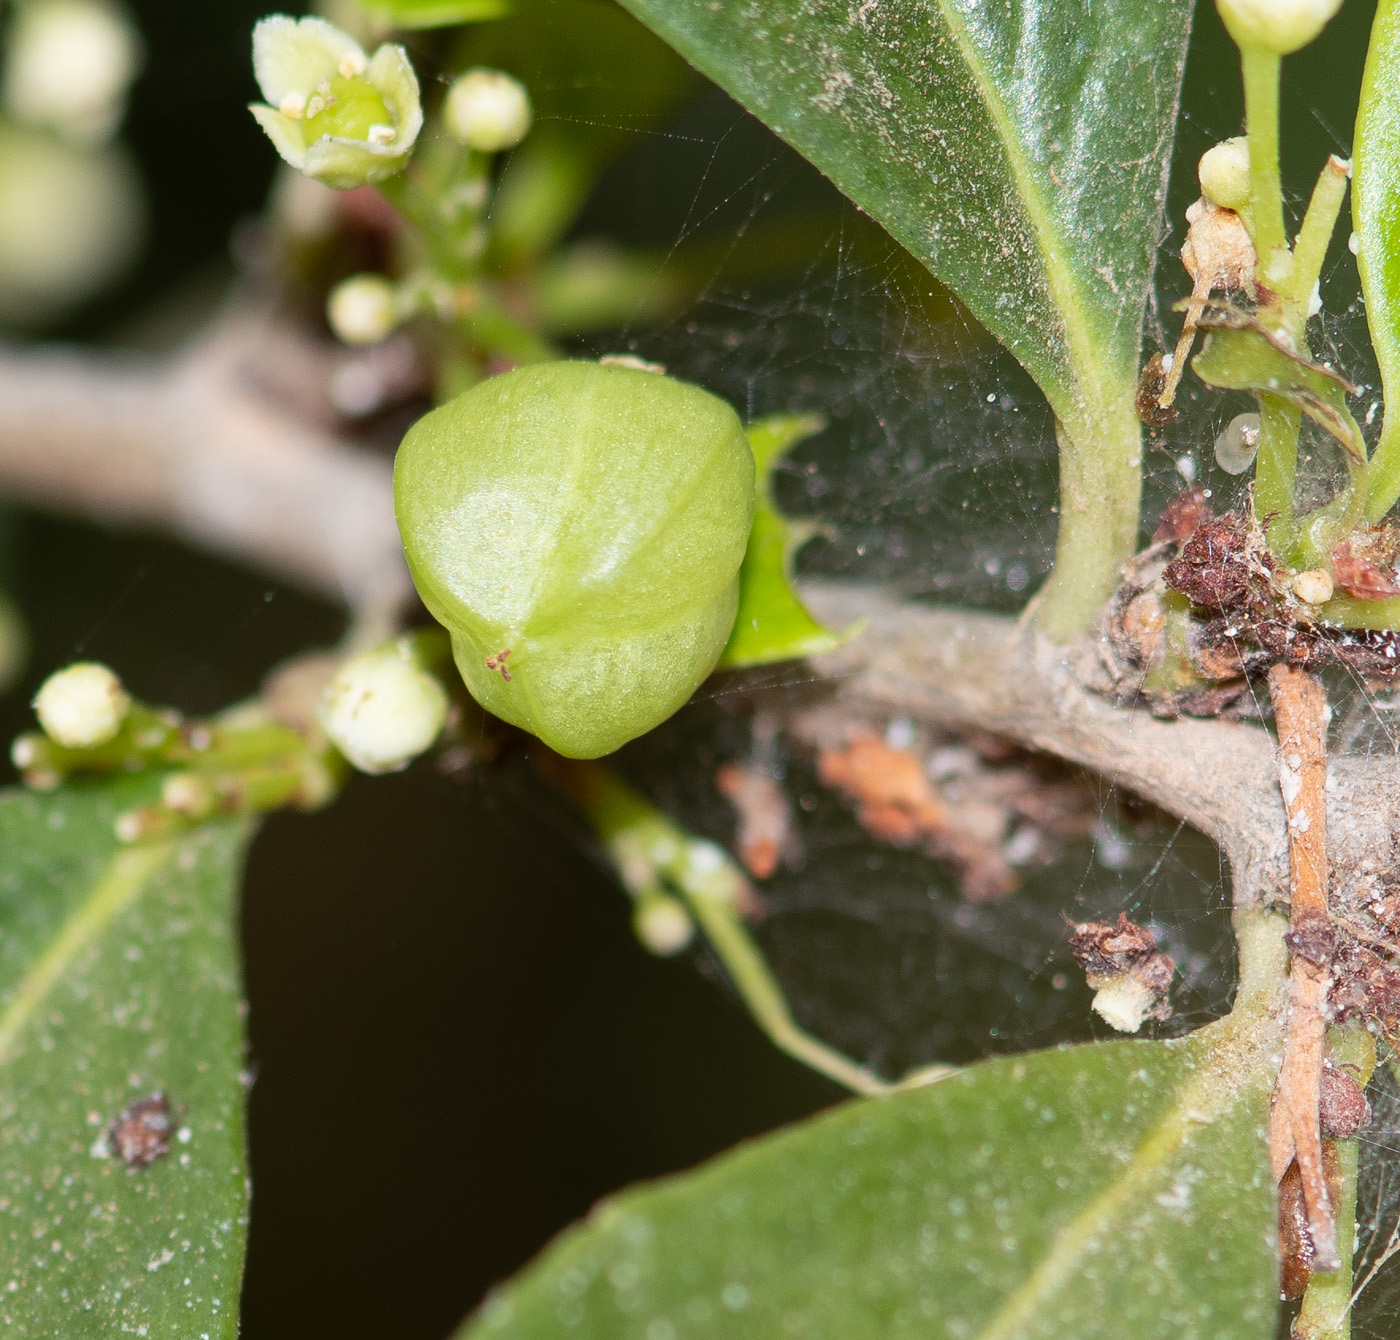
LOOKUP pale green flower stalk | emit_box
[248,15,422,189]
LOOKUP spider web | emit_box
[537,22,1400,1327]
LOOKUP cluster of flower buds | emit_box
[14,660,338,840]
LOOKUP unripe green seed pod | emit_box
[394,361,754,759]
[1198,137,1251,214]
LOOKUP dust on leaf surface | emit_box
[0,779,250,1337]
[457,1034,1277,1339]
[613,0,1192,431]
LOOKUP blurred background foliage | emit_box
[0,0,1383,1335]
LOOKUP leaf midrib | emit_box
[0,840,173,1066]
[972,1010,1277,1339]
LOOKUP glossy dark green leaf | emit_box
[612,0,1191,445]
[360,0,510,29]
[0,780,251,1335]
[457,1031,1278,1340]
[1191,317,1364,462]
[720,415,854,669]
[1355,0,1400,517]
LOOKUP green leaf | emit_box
[720,415,855,669]
[1356,0,1400,519]
[458,1030,1278,1339]
[1191,311,1365,462]
[0,780,251,1335]
[359,0,511,29]
[612,0,1189,443]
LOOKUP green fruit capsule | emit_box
[394,361,754,758]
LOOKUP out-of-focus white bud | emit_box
[318,636,448,774]
[0,121,142,325]
[1215,0,1343,55]
[327,272,398,345]
[1198,137,1250,214]
[443,68,531,153]
[3,0,142,143]
[33,661,130,747]
[633,890,694,956]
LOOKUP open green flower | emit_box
[249,15,422,189]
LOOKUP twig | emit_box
[1267,663,1337,1271]
[0,304,411,615]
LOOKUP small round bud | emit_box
[633,891,694,957]
[1198,137,1250,214]
[443,68,532,153]
[318,637,449,775]
[327,273,398,345]
[1215,0,1343,56]
[33,661,130,747]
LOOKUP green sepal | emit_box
[358,0,511,28]
[719,414,857,669]
[1191,308,1365,462]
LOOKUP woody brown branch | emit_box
[1268,665,1336,1270]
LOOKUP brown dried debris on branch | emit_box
[1163,508,1400,679]
[716,711,800,880]
[1068,913,1175,1033]
[802,719,1096,902]
[1100,491,1400,720]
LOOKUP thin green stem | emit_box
[1242,46,1287,278]
[1288,157,1351,326]
[544,756,954,1097]
[1254,395,1300,550]
[1033,402,1142,642]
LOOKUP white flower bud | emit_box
[443,68,531,153]
[319,637,448,774]
[33,661,130,747]
[326,272,398,344]
[633,891,694,956]
[1198,137,1250,214]
[1215,0,1343,56]
[3,0,143,144]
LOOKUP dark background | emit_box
[0,0,1381,1336]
